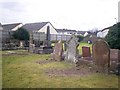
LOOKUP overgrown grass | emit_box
[2,50,119,88]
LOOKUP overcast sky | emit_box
[0,0,119,31]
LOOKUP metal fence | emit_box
[32,33,71,41]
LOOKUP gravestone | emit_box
[0,23,3,50]
[37,26,53,54]
[29,33,35,53]
[52,40,63,61]
[82,46,91,57]
[92,39,110,73]
[43,26,51,47]
[64,42,67,51]
[110,49,120,74]
[65,35,79,63]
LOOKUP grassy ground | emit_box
[2,50,119,88]
[78,42,92,54]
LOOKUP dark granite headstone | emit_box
[92,39,110,73]
[43,26,51,47]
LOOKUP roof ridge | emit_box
[2,23,22,26]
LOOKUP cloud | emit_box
[0,0,119,30]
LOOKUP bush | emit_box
[105,22,120,50]
[12,28,29,41]
[76,35,84,42]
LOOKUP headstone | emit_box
[29,33,35,53]
[52,40,63,61]
[0,23,3,50]
[37,26,53,54]
[64,42,67,51]
[92,39,110,73]
[82,46,91,57]
[110,49,120,74]
[43,26,51,47]
[65,35,79,63]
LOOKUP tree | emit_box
[76,35,84,42]
[12,28,29,41]
[105,22,120,50]
[12,28,29,47]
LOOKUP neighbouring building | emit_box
[22,22,57,34]
[2,23,23,49]
[56,29,77,35]
[22,22,58,46]
[76,31,86,36]
[55,29,86,41]
[97,27,111,38]
[83,31,98,43]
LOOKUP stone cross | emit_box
[92,39,110,73]
[65,34,79,63]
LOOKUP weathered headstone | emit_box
[52,40,63,61]
[29,33,35,53]
[110,49,120,74]
[82,46,91,57]
[92,39,110,73]
[65,35,79,63]
[0,23,3,50]
[64,42,67,51]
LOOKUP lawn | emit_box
[2,50,119,88]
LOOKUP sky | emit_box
[0,0,119,31]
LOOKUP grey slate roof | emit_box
[22,22,48,32]
[77,31,86,35]
[0,23,3,31]
[2,23,22,31]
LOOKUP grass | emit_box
[2,50,119,88]
[78,42,92,54]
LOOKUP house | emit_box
[2,23,23,43]
[56,29,77,35]
[22,22,58,46]
[1,23,23,49]
[97,27,111,38]
[2,23,23,40]
[22,22,57,34]
[76,31,86,36]
[83,31,98,43]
